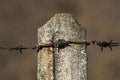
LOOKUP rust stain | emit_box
[79,44,85,48]
[47,47,54,53]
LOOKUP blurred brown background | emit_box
[0,0,120,80]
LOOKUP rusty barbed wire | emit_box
[0,39,120,53]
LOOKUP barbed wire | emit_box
[0,39,120,53]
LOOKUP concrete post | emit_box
[37,13,87,80]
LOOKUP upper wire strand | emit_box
[0,39,120,53]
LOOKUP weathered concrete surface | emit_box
[37,13,87,80]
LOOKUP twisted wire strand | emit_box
[0,39,120,53]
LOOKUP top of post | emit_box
[54,13,72,17]
[38,13,86,44]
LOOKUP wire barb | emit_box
[0,39,120,53]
